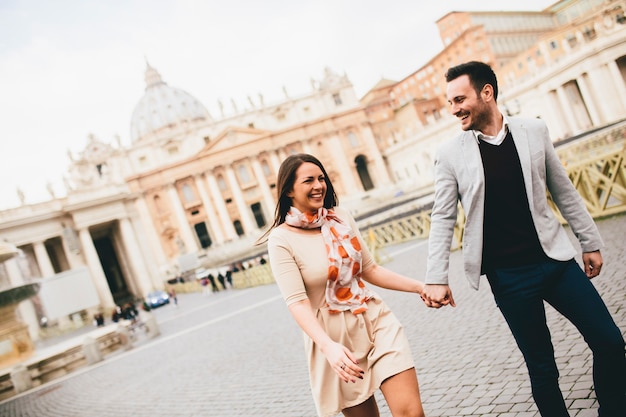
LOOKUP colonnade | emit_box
[547,59,626,138]
[139,142,390,260]
[4,211,157,315]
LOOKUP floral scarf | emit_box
[284,207,371,314]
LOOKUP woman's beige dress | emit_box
[267,207,414,417]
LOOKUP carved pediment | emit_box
[199,126,268,155]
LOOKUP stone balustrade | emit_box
[0,313,158,401]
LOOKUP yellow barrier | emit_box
[548,147,626,221]
[231,264,275,289]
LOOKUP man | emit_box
[422,61,625,416]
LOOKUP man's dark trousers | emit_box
[486,258,625,416]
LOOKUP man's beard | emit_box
[465,101,492,132]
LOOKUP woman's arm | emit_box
[268,231,363,382]
[337,206,425,297]
[288,299,363,382]
[361,264,424,295]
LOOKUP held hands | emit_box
[583,250,603,279]
[421,284,456,309]
[323,341,364,383]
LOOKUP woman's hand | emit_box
[322,341,364,383]
[287,301,365,382]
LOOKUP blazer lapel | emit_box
[509,119,535,208]
[461,131,485,192]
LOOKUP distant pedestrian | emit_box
[225,270,233,288]
[112,306,122,323]
[207,273,219,292]
[122,302,138,323]
[93,313,105,327]
[217,273,226,290]
[200,276,210,295]
[169,289,178,307]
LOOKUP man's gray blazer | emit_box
[425,116,604,290]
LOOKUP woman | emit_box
[262,153,426,417]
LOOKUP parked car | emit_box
[145,290,170,309]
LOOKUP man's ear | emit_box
[482,84,495,102]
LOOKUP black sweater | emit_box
[478,131,547,271]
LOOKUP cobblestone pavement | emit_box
[0,214,624,417]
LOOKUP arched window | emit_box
[233,220,245,236]
[181,184,195,203]
[261,160,271,177]
[194,222,212,248]
[217,174,228,191]
[251,202,266,228]
[347,132,359,148]
[238,164,251,183]
[355,155,374,191]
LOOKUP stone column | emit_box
[225,166,256,233]
[206,173,237,240]
[4,258,23,287]
[194,175,225,244]
[576,74,602,126]
[606,60,626,116]
[60,228,84,270]
[250,158,276,223]
[133,196,168,288]
[546,90,570,140]
[5,258,39,341]
[269,151,282,176]
[78,228,115,309]
[134,196,167,264]
[32,241,55,278]
[166,185,198,253]
[328,135,358,191]
[555,85,581,135]
[118,217,153,296]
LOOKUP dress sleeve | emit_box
[267,230,309,306]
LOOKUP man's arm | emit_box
[541,122,604,252]
[424,146,460,308]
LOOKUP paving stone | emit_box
[0,215,623,416]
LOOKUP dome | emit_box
[130,63,212,143]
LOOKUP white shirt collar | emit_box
[473,113,509,145]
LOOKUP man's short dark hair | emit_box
[445,61,498,101]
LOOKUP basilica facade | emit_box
[1,0,625,338]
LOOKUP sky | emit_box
[0,0,556,209]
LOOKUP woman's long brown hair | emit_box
[256,153,338,244]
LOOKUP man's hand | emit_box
[421,284,456,308]
[582,250,603,279]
